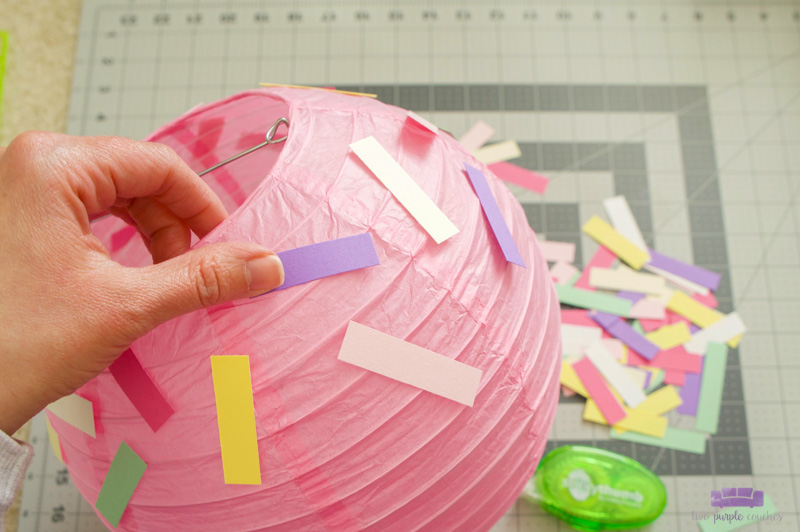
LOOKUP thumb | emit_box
[125,242,284,330]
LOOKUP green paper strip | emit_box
[555,284,632,317]
[632,320,645,335]
[0,31,7,128]
[645,369,665,393]
[95,442,147,527]
[566,271,581,287]
[610,426,707,454]
[698,494,776,532]
[696,342,728,434]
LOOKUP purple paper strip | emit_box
[647,249,721,291]
[677,369,703,415]
[590,311,661,360]
[617,291,646,303]
[275,233,380,291]
[643,372,652,390]
[465,163,525,267]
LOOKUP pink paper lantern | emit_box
[54,88,561,530]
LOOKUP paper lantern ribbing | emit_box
[55,88,561,530]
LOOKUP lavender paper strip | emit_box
[677,370,703,416]
[647,249,721,291]
[464,163,525,267]
[617,291,646,303]
[275,233,380,291]
[590,311,661,360]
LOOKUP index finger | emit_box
[62,135,228,238]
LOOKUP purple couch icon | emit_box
[710,488,764,508]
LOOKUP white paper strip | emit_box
[459,120,495,151]
[586,342,647,408]
[46,394,96,437]
[603,195,648,251]
[561,324,603,355]
[338,321,482,406]
[350,136,459,244]
[645,264,710,296]
[407,111,439,134]
[685,312,747,354]
[474,140,521,165]
[589,267,667,295]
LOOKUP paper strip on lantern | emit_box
[274,233,380,291]
[349,136,459,244]
[109,349,174,432]
[338,321,482,407]
[46,393,96,438]
[464,163,525,266]
[95,442,147,527]
[210,355,261,485]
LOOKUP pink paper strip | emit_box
[692,291,719,309]
[110,226,138,253]
[539,241,576,263]
[573,357,626,425]
[562,385,576,397]
[109,349,175,432]
[561,309,602,329]
[626,350,649,367]
[628,299,666,320]
[639,318,667,332]
[648,346,703,373]
[487,161,549,194]
[663,369,686,386]
[574,246,617,291]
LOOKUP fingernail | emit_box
[246,255,284,292]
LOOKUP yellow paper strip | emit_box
[645,322,692,350]
[560,360,589,397]
[583,399,667,438]
[258,82,378,98]
[582,216,650,270]
[210,356,261,485]
[473,140,522,164]
[636,385,683,415]
[666,291,740,348]
[45,415,64,463]
[46,394,96,438]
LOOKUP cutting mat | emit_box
[18,1,800,530]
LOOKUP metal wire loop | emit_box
[198,117,289,176]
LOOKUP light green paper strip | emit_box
[696,342,728,434]
[555,284,632,317]
[610,426,707,454]
[95,442,147,527]
[0,31,7,128]
[566,271,581,287]
[645,369,665,393]
[698,495,777,532]
[632,320,645,335]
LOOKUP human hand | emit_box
[0,132,284,435]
